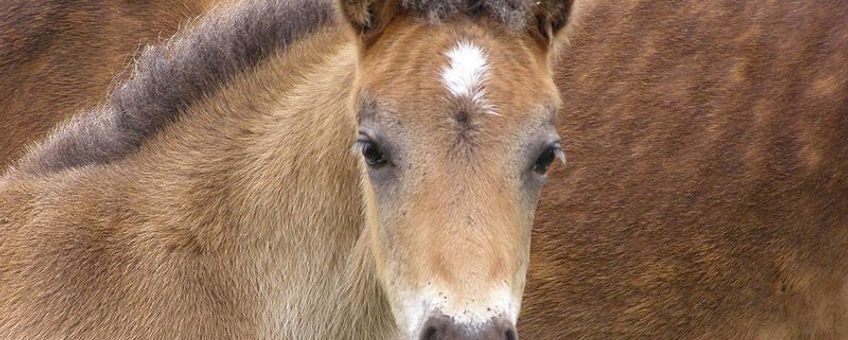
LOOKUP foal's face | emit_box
[339,1,570,338]
[349,16,563,338]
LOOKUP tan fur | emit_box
[0,0,216,170]
[1,25,395,339]
[0,0,567,339]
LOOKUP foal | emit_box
[0,0,570,338]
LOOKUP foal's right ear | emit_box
[337,0,399,47]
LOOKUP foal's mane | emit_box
[15,0,335,175]
[400,0,568,29]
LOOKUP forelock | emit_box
[399,0,532,29]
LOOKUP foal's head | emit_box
[338,0,570,338]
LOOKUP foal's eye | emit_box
[534,145,562,174]
[359,141,387,167]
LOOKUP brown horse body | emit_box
[1,0,847,339]
[523,0,848,338]
[0,0,215,168]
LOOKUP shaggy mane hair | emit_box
[400,0,570,30]
[17,0,335,175]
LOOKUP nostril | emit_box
[419,325,438,340]
[418,314,516,340]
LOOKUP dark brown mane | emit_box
[16,0,335,175]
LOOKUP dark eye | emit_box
[534,146,561,174]
[360,141,387,167]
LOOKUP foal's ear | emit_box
[528,0,573,49]
[337,0,399,46]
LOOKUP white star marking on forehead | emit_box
[441,41,497,114]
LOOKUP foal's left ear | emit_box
[528,0,573,49]
[336,0,399,47]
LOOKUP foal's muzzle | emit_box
[417,314,517,340]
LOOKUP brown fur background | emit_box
[0,0,216,170]
[521,0,848,338]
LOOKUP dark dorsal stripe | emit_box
[18,0,335,175]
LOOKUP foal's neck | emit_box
[131,27,395,339]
